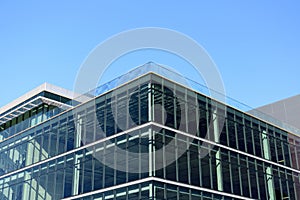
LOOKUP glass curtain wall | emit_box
[0,73,300,200]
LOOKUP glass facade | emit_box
[0,72,300,199]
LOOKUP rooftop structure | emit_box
[0,83,74,142]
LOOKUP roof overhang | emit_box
[0,96,72,125]
[0,83,76,125]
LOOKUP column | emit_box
[72,114,82,196]
[213,107,223,191]
[262,130,275,200]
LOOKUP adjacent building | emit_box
[0,63,300,200]
[257,94,300,132]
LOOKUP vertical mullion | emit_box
[246,156,252,198]
[228,151,233,194]
[237,154,243,196]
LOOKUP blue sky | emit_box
[0,1,300,109]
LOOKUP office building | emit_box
[0,63,299,199]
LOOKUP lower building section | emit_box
[1,123,299,199]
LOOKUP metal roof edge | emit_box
[0,83,75,115]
